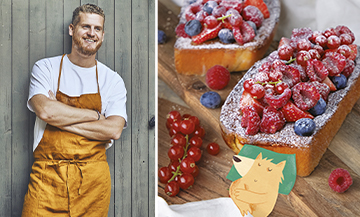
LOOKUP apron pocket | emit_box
[38,163,69,214]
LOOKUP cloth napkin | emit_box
[157,196,253,217]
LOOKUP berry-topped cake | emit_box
[220,25,359,177]
[174,0,280,75]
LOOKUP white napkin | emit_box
[157,196,253,217]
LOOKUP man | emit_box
[21,4,127,216]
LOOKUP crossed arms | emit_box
[29,91,125,141]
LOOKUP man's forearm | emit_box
[30,94,100,127]
[60,116,125,141]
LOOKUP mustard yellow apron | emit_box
[22,54,111,217]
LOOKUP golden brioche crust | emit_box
[220,49,360,177]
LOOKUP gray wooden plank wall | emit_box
[0,0,155,216]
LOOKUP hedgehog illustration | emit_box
[229,152,286,217]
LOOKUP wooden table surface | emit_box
[157,0,360,216]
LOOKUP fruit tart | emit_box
[174,0,280,75]
[220,26,359,177]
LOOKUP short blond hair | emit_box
[72,3,105,27]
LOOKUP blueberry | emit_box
[331,74,347,89]
[308,97,326,116]
[246,21,257,35]
[203,1,218,15]
[185,20,202,36]
[158,30,166,44]
[218,29,235,44]
[294,118,316,136]
[200,91,221,108]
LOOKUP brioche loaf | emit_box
[174,0,280,75]
[220,50,360,177]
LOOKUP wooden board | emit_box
[158,1,360,216]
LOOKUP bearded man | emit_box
[21,4,127,217]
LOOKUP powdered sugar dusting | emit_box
[220,47,360,148]
[174,0,280,50]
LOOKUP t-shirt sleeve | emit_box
[27,60,53,112]
[104,74,128,128]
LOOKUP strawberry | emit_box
[192,22,222,44]
[260,106,285,134]
[244,0,270,19]
[241,105,261,135]
[232,26,244,45]
[222,20,233,29]
[205,65,230,90]
[239,91,265,116]
[240,21,255,43]
[280,101,314,122]
[348,44,358,61]
[322,76,337,91]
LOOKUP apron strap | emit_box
[57,54,100,94]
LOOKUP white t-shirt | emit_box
[28,54,128,151]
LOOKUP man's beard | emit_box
[73,36,102,56]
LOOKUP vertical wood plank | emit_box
[148,0,156,216]
[11,0,31,216]
[0,0,12,216]
[64,0,80,54]
[29,0,47,168]
[97,1,116,216]
[114,0,133,215]
[132,0,150,215]
[46,0,64,57]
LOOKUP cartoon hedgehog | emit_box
[229,153,286,217]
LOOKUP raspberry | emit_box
[205,65,230,90]
[290,63,308,82]
[322,52,346,77]
[311,81,330,101]
[264,87,291,109]
[306,59,329,82]
[328,168,353,193]
[240,21,256,43]
[244,0,270,19]
[291,27,313,41]
[242,5,264,28]
[241,105,261,135]
[342,59,355,78]
[260,106,285,134]
[292,82,320,111]
[282,65,301,88]
[175,23,191,38]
